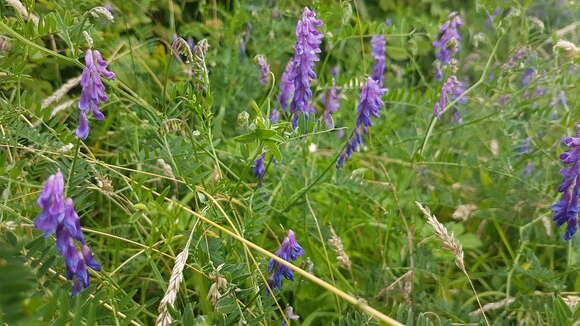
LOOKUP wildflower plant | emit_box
[432,12,467,119]
[280,7,324,129]
[2,1,580,325]
[433,11,464,76]
[267,230,304,293]
[337,77,386,168]
[77,49,116,139]
[34,171,100,296]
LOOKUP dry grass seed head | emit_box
[155,233,193,326]
[328,226,352,271]
[415,202,465,272]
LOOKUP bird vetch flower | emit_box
[279,7,324,129]
[267,230,304,293]
[34,171,101,296]
[337,77,387,168]
[552,124,580,240]
[77,49,116,139]
[433,12,463,80]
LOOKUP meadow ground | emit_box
[1,0,579,325]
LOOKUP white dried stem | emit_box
[469,297,515,316]
[42,76,82,109]
[49,99,75,118]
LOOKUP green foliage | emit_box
[1,0,579,325]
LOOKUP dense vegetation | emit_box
[1,0,579,325]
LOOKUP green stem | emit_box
[65,137,82,197]
[464,270,490,326]
[419,116,437,156]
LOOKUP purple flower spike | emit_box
[371,35,386,86]
[433,12,463,66]
[34,171,65,237]
[34,172,101,296]
[284,7,324,129]
[323,78,340,128]
[252,153,266,185]
[256,55,271,86]
[434,75,467,118]
[337,77,387,168]
[267,230,304,294]
[552,125,580,240]
[77,49,116,139]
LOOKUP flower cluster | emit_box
[434,75,467,118]
[279,7,324,129]
[432,12,468,119]
[433,12,464,73]
[337,77,386,168]
[267,230,304,293]
[77,49,116,139]
[371,34,386,86]
[552,125,580,240]
[323,78,340,128]
[256,55,271,86]
[34,171,101,295]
